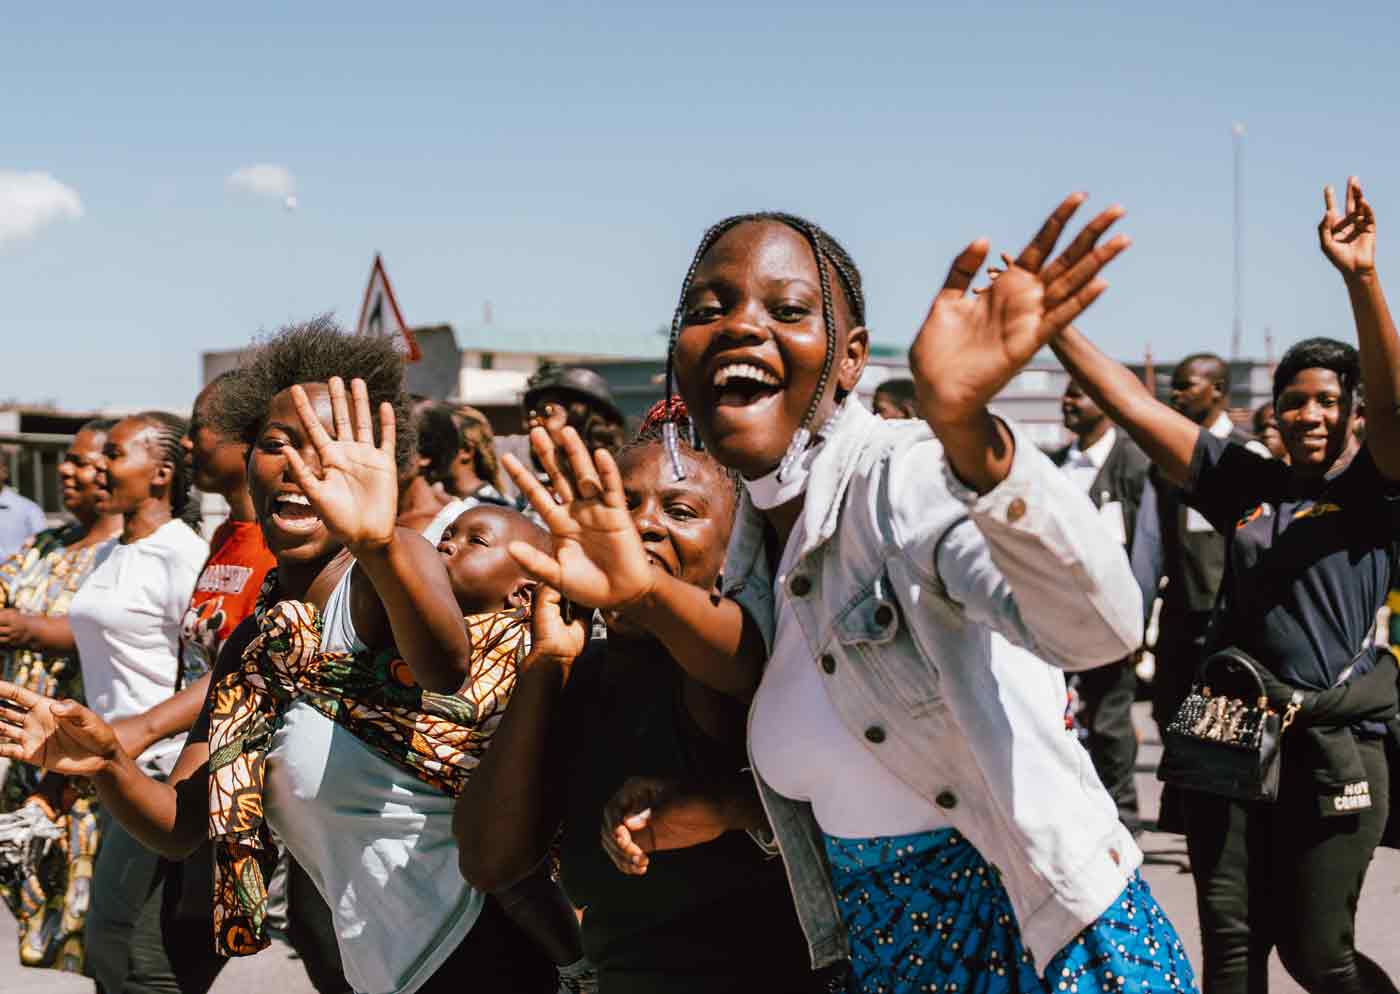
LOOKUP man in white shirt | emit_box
[0,454,48,561]
[1052,380,1152,832]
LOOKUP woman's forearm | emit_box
[92,750,207,860]
[15,615,76,654]
[455,658,566,892]
[927,411,1015,494]
[620,573,765,700]
[1347,270,1400,479]
[354,529,473,692]
[1050,326,1201,485]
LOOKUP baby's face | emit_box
[436,505,531,615]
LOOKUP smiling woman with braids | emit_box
[497,201,1199,993]
[0,319,560,994]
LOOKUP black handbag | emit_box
[1158,647,1302,803]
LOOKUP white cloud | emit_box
[227,163,296,200]
[0,171,83,245]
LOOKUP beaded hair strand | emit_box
[661,212,865,482]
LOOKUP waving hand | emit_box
[910,194,1129,425]
[0,681,121,777]
[503,427,655,611]
[1319,177,1376,278]
[282,377,399,553]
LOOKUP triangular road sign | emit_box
[355,254,421,362]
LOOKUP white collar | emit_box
[1207,411,1235,439]
[743,443,820,509]
[1068,426,1117,469]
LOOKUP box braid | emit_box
[133,410,201,531]
[622,397,742,502]
[661,212,865,480]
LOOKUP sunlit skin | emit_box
[60,427,117,526]
[96,419,173,528]
[1168,359,1226,426]
[1061,381,1110,446]
[606,443,734,637]
[672,221,869,481]
[436,506,547,615]
[248,384,346,567]
[1275,368,1358,478]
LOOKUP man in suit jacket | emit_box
[1052,379,1151,832]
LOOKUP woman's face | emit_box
[616,442,734,594]
[672,221,868,479]
[59,427,109,518]
[182,386,248,497]
[248,384,340,562]
[1275,367,1355,473]
[96,418,168,515]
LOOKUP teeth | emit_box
[277,493,312,507]
[713,363,780,389]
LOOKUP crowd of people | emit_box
[0,178,1394,994]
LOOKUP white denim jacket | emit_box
[726,400,1145,975]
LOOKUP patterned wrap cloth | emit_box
[825,828,1197,994]
[0,525,108,973]
[205,571,527,957]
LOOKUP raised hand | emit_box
[526,584,589,678]
[502,427,655,612]
[1320,177,1376,279]
[282,377,399,554]
[909,194,1129,427]
[0,681,121,777]
[599,776,732,875]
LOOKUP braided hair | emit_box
[621,398,742,503]
[661,212,865,480]
[131,410,201,531]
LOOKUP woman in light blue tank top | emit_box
[0,321,557,994]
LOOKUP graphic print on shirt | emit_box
[178,521,275,687]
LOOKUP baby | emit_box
[436,505,586,977]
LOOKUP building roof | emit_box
[454,325,670,360]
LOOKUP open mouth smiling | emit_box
[710,359,783,409]
[269,491,322,534]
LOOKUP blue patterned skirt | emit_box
[824,829,1196,993]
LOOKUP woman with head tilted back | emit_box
[496,201,1198,993]
[0,318,557,994]
[457,398,824,994]
[1047,180,1400,994]
[0,418,121,974]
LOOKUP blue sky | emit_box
[4,1,1398,411]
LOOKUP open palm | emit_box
[0,681,118,777]
[503,427,655,611]
[1319,177,1376,277]
[284,377,399,552]
[910,194,1129,424]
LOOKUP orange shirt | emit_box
[179,519,276,687]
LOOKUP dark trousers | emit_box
[1153,610,1213,833]
[1184,736,1397,994]
[86,812,227,994]
[1077,657,1140,826]
[415,895,558,994]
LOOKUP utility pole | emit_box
[1231,122,1246,360]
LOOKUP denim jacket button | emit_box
[873,603,894,627]
[820,653,837,674]
[1006,497,1027,523]
[864,725,886,744]
[790,575,812,597]
[935,790,958,810]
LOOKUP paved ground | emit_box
[3,703,1398,993]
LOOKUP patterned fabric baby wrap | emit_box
[825,828,1197,994]
[205,571,527,956]
[0,526,107,973]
